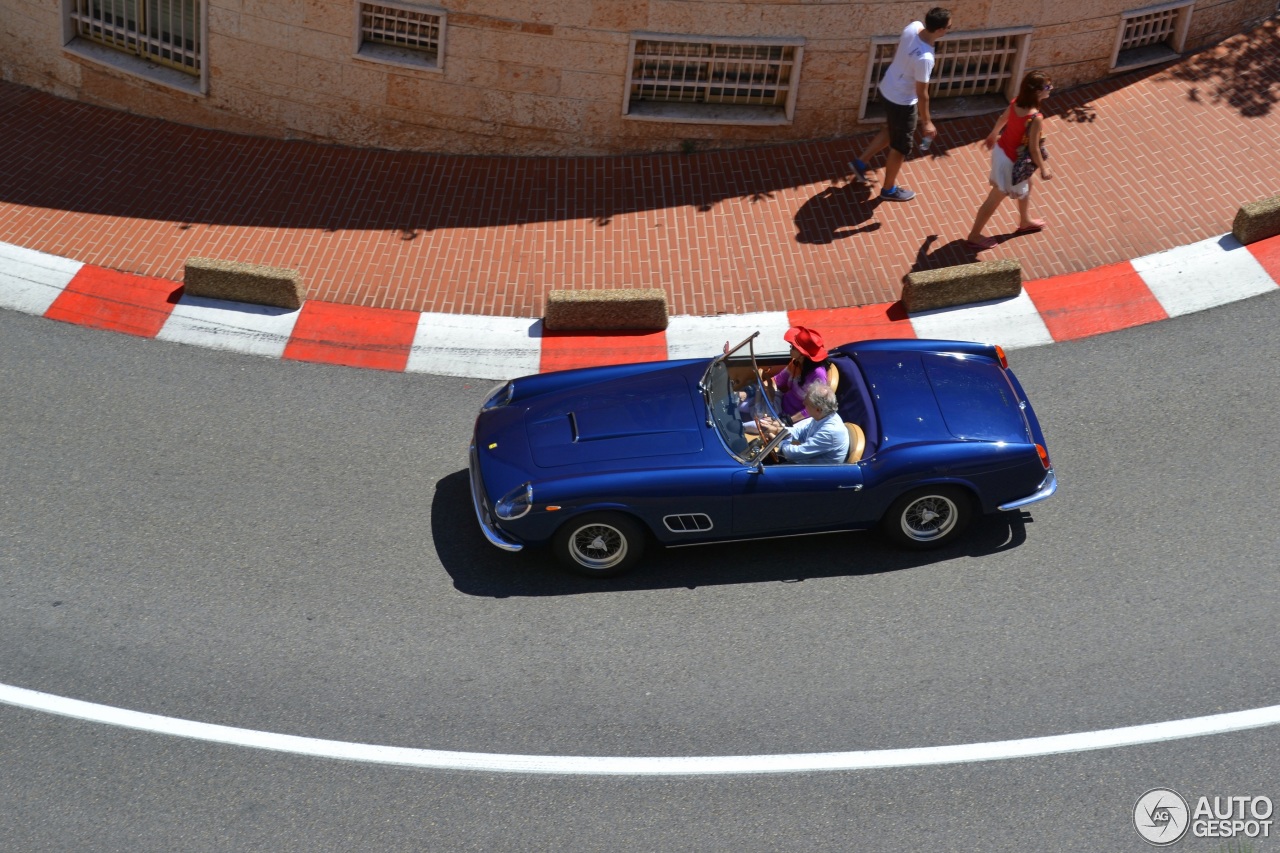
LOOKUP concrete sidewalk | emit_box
[0,20,1277,323]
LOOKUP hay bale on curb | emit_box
[902,259,1022,313]
[544,288,669,331]
[184,257,306,310]
[1231,194,1280,245]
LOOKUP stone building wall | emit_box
[0,0,1273,154]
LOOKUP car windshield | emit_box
[700,334,783,464]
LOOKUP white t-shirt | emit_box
[877,21,936,106]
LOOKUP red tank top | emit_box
[998,102,1040,160]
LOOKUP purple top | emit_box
[774,364,828,419]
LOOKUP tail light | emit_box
[1035,444,1050,469]
[994,345,1009,369]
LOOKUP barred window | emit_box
[354,1,445,71]
[624,34,804,124]
[68,0,202,76]
[1111,0,1194,71]
[859,27,1032,122]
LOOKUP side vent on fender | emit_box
[663,514,714,533]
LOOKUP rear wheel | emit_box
[553,512,647,577]
[882,486,973,549]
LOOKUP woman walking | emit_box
[965,70,1054,251]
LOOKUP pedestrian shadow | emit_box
[904,225,1055,274]
[905,233,996,273]
[793,182,883,245]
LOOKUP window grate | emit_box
[629,38,799,109]
[865,31,1027,107]
[360,2,441,59]
[1120,6,1179,50]
[1112,1,1193,71]
[70,0,201,74]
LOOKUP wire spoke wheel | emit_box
[882,486,973,550]
[571,523,627,569]
[901,494,959,542]
[554,512,646,577]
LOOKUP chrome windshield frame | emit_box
[699,331,759,418]
[699,332,785,466]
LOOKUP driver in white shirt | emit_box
[758,383,849,464]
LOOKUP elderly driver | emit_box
[758,383,849,464]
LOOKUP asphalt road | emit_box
[2,293,1278,851]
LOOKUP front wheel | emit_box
[881,486,973,549]
[552,512,647,577]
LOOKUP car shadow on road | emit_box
[433,471,1033,598]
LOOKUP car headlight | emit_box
[495,482,533,520]
[481,381,514,412]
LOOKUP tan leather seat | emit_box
[827,362,839,394]
[844,422,865,463]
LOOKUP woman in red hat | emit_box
[739,325,830,429]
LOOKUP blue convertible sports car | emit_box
[469,334,1056,577]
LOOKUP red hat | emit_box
[784,325,828,362]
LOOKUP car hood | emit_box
[856,350,1030,445]
[524,369,704,468]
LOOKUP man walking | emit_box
[849,7,951,202]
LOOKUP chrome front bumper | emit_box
[468,442,524,552]
[998,468,1057,511]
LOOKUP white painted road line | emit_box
[157,295,302,359]
[1133,234,1279,317]
[3,682,1278,776]
[0,242,81,316]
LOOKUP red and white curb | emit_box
[3,234,1279,380]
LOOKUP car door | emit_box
[731,462,867,536]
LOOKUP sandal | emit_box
[965,236,998,251]
[1015,220,1046,234]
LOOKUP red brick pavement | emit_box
[1,21,1277,318]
